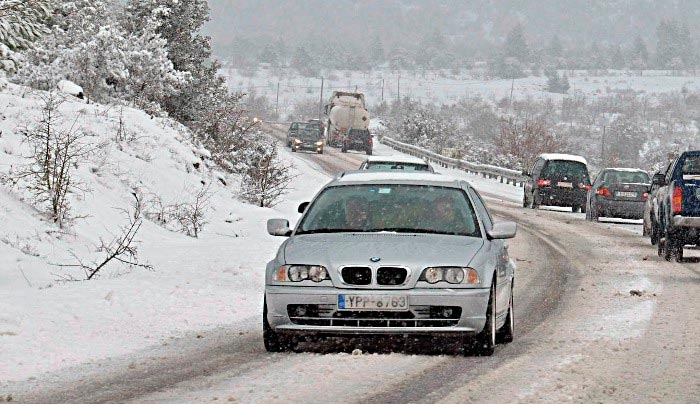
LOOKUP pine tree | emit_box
[123,0,226,123]
[631,35,649,74]
[0,0,51,72]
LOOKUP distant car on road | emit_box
[358,155,435,172]
[264,171,517,356]
[585,168,650,221]
[291,127,324,154]
[287,121,309,147]
[522,153,591,213]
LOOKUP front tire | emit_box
[496,285,514,344]
[263,300,294,352]
[467,281,496,356]
[650,219,659,245]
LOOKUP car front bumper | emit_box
[265,285,490,336]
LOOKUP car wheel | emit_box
[650,219,659,246]
[657,229,665,257]
[571,204,581,213]
[467,280,496,356]
[496,285,514,344]
[580,202,586,214]
[366,147,372,155]
[528,192,538,209]
[263,299,294,352]
[663,232,674,261]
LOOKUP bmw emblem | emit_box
[370,257,381,263]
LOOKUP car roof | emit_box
[539,153,588,165]
[601,167,648,173]
[363,155,430,165]
[331,170,460,187]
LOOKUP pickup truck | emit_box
[654,150,700,261]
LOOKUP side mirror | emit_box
[267,218,291,236]
[298,201,310,214]
[652,173,666,186]
[487,221,517,240]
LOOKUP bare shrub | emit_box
[495,118,569,168]
[10,92,101,228]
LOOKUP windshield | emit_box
[297,184,481,237]
[297,128,321,140]
[365,162,432,171]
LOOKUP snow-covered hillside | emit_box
[0,83,329,382]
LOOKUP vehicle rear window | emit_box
[542,160,589,179]
[366,162,431,171]
[681,155,700,175]
[603,171,649,183]
[297,184,480,237]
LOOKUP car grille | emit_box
[341,266,372,285]
[287,304,461,327]
[340,266,409,285]
[376,267,408,285]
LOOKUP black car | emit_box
[291,128,324,154]
[287,122,309,147]
[522,153,591,213]
[585,168,650,221]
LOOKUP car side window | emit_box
[532,158,545,177]
[467,187,492,233]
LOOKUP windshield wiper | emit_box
[296,228,371,235]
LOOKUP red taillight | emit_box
[537,178,551,187]
[672,186,682,213]
[597,186,611,197]
[579,183,591,190]
[642,192,649,200]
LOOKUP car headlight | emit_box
[315,141,323,146]
[294,138,302,144]
[420,267,479,284]
[275,265,329,282]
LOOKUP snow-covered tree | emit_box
[0,0,51,73]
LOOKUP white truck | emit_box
[325,91,372,154]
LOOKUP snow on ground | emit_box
[0,80,652,395]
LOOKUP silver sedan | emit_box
[264,171,517,356]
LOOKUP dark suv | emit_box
[523,153,591,213]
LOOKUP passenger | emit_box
[430,196,459,233]
[345,196,371,230]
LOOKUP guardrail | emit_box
[379,136,527,187]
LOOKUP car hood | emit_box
[282,232,484,268]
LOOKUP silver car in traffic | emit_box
[264,171,517,355]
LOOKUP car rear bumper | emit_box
[537,188,587,207]
[596,199,645,219]
[672,215,700,227]
[265,286,490,336]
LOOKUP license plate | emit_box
[337,294,408,311]
[615,191,637,198]
[557,181,573,188]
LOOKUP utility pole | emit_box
[601,125,606,165]
[381,78,384,101]
[397,75,401,103]
[509,78,515,111]
[275,81,280,117]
